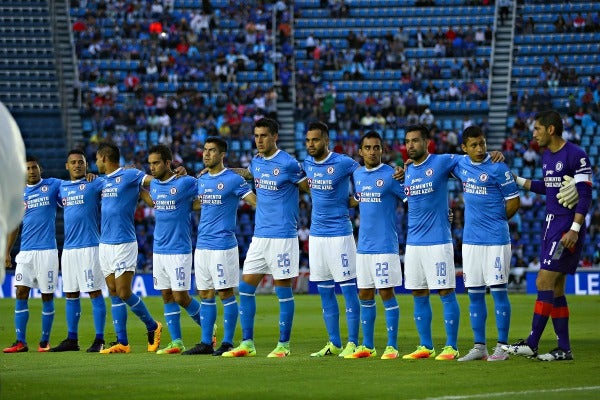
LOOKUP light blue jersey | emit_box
[60,178,103,249]
[250,150,306,238]
[405,154,459,245]
[197,169,253,250]
[454,155,519,245]
[21,178,61,250]
[100,168,145,245]
[150,175,198,254]
[353,163,406,254]
[304,152,359,237]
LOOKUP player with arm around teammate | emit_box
[453,127,520,362]
[504,110,593,361]
[222,118,307,358]
[182,137,257,356]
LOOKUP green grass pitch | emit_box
[1,294,599,399]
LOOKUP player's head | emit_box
[305,121,330,160]
[203,136,227,171]
[533,110,563,147]
[358,130,383,169]
[148,144,173,181]
[65,149,87,180]
[25,154,42,185]
[254,117,279,157]
[405,124,429,163]
[461,126,487,163]
[96,142,120,174]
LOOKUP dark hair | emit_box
[205,136,228,153]
[306,121,329,139]
[405,124,429,140]
[97,142,120,163]
[359,130,383,148]
[148,144,173,162]
[254,117,279,135]
[26,154,39,163]
[535,110,563,136]
[67,149,86,158]
[461,126,484,144]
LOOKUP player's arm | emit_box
[298,179,311,193]
[142,174,154,187]
[348,195,359,208]
[192,197,201,211]
[242,192,257,208]
[139,188,154,207]
[4,227,19,268]
[231,168,253,180]
[489,151,505,163]
[505,196,520,220]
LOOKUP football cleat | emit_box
[213,342,234,356]
[458,345,488,361]
[38,341,51,352]
[86,339,105,353]
[344,345,377,359]
[402,345,436,359]
[222,340,256,357]
[537,347,573,361]
[147,321,162,352]
[311,341,342,357]
[157,339,186,355]
[381,346,400,360]
[487,345,509,361]
[50,338,80,352]
[435,346,459,360]
[181,342,214,356]
[502,339,537,358]
[338,342,357,358]
[267,342,290,358]
[100,342,131,354]
[3,341,28,353]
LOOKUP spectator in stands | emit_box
[419,108,435,128]
[573,13,586,32]
[522,146,539,168]
[498,0,511,26]
[554,14,568,33]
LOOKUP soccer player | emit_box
[453,127,520,362]
[222,118,306,358]
[50,150,107,353]
[504,110,592,361]
[402,124,462,361]
[95,142,162,354]
[302,121,361,358]
[183,137,257,356]
[141,144,203,355]
[3,156,61,353]
[345,131,405,359]
[0,101,26,285]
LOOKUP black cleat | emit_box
[50,338,80,352]
[86,339,106,353]
[181,342,214,355]
[213,342,234,356]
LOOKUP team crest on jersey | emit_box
[15,273,22,281]
[217,182,224,190]
[79,183,86,190]
[62,198,68,206]
[40,185,48,192]
[479,173,488,182]
[376,178,384,187]
[404,186,411,196]
[327,166,335,175]
[425,168,434,177]
[116,177,121,184]
[170,187,177,195]
[273,168,280,176]
[555,161,563,172]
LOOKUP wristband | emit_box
[570,222,581,232]
[515,176,526,187]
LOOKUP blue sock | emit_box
[66,297,81,340]
[111,296,128,345]
[164,302,181,341]
[413,295,433,349]
[200,298,217,345]
[90,296,106,341]
[184,298,201,326]
[468,287,487,345]
[317,280,341,348]
[275,286,294,343]
[340,279,360,345]
[125,293,157,332]
[383,297,399,348]
[41,299,55,343]
[490,285,511,344]
[15,299,29,343]
[222,295,238,345]
[238,281,256,341]
[359,299,376,349]
[440,292,460,349]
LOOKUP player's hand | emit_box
[174,165,188,177]
[85,173,97,182]
[448,209,454,223]
[489,151,505,163]
[392,166,405,181]
[4,253,12,268]
[557,175,579,209]
[561,229,578,251]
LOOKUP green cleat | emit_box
[338,342,357,358]
[157,339,186,355]
[344,345,376,359]
[402,345,436,359]
[381,346,400,360]
[222,340,256,358]
[435,345,459,361]
[267,342,290,358]
[311,341,342,357]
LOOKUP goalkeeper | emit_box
[504,110,593,362]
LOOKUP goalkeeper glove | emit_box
[556,175,579,209]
